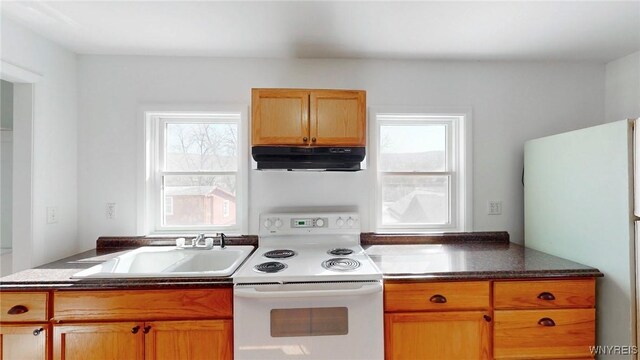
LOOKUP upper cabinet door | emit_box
[310,90,366,146]
[252,89,310,146]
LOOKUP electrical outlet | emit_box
[106,203,116,220]
[487,200,502,215]
[46,207,58,224]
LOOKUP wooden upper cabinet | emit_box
[251,88,366,147]
[310,90,366,146]
[252,89,309,146]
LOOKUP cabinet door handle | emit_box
[303,137,308,142]
[311,137,316,142]
[33,328,44,336]
[429,294,447,303]
[483,315,492,322]
[131,326,140,334]
[7,305,28,315]
[537,317,556,327]
[537,292,555,301]
[143,325,151,334]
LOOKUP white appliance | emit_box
[524,119,639,355]
[233,212,383,360]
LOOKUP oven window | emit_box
[271,307,348,337]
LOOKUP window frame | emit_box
[139,106,248,235]
[369,107,472,233]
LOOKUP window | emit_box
[371,109,471,232]
[143,109,248,234]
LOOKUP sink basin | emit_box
[72,246,254,278]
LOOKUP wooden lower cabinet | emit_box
[385,311,491,360]
[145,320,232,360]
[493,309,595,359]
[53,322,144,360]
[1,324,49,360]
[53,320,232,360]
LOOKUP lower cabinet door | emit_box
[144,319,232,360]
[385,311,491,360]
[1,324,48,360]
[53,322,144,360]
[494,309,595,359]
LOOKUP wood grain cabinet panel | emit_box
[310,90,366,146]
[145,320,232,360]
[53,288,232,321]
[385,311,491,360]
[0,292,48,322]
[385,281,490,312]
[53,322,144,360]
[494,309,596,359]
[1,324,48,360]
[494,279,595,309]
[251,89,310,146]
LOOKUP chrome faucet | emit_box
[192,233,205,247]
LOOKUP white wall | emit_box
[77,56,604,249]
[0,18,78,269]
[605,51,640,123]
[1,80,13,250]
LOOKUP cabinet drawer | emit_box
[0,292,48,322]
[384,281,490,312]
[494,279,595,309]
[53,288,232,321]
[494,309,595,359]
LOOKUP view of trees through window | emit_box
[161,120,239,227]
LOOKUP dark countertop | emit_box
[0,234,602,290]
[365,242,602,281]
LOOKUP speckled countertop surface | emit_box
[0,234,602,290]
[365,242,602,281]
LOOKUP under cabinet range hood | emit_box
[252,146,365,171]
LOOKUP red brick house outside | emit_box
[164,186,236,226]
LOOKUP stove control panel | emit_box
[290,217,327,228]
[260,212,360,235]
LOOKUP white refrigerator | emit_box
[525,119,638,358]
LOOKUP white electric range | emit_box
[233,212,383,360]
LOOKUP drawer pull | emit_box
[429,294,447,303]
[7,305,29,315]
[303,137,308,142]
[483,314,492,322]
[537,317,556,327]
[33,328,44,336]
[143,325,151,334]
[131,326,140,334]
[537,292,556,301]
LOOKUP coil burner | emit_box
[254,262,287,273]
[321,258,361,271]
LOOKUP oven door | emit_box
[233,281,383,360]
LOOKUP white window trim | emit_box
[137,105,249,236]
[369,107,473,233]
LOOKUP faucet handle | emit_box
[204,238,214,248]
[176,238,186,247]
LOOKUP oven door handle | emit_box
[234,282,382,299]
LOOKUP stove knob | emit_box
[336,218,345,227]
[275,219,283,228]
[315,218,325,227]
[347,218,355,227]
[263,219,272,229]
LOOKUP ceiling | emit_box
[2,1,639,62]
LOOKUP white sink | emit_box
[71,246,254,278]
